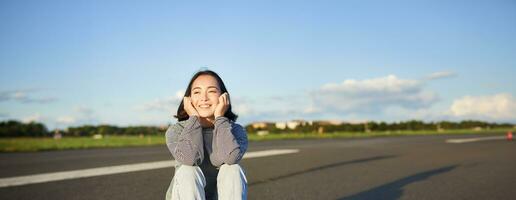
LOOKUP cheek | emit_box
[210,95,220,104]
[190,96,199,104]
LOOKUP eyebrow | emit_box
[192,86,219,90]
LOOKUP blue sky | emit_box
[1,0,515,129]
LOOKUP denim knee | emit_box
[175,165,206,187]
[168,165,206,200]
[218,164,246,182]
[217,164,247,200]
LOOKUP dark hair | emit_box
[175,70,238,122]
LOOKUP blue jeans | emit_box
[166,164,247,200]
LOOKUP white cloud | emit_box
[383,106,453,122]
[309,75,438,114]
[56,116,77,124]
[0,112,8,118]
[425,71,456,80]
[0,89,56,104]
[22,113,44,123]
[54,106,99,127]
[450,93,516,121]
[320,75,420,93]
[232,103,253,116]
[233,75,455,124]
[231,96,255,116]
[136,90,184,113]
[175,90,185,99]
[138,97,180,112]
[74,106,94,115]
[303,104,321,114]
[74,106,98,124]
[131,74,516,125]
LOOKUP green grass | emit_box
[0,135,165,152]
[247,128,514,141]
[0,128,513,152]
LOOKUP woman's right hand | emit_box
[183,97,199,117]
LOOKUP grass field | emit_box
[0,135,165,152]
[0,128,513,152]
[248,128,513,141]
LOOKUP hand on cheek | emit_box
[183,97,199,117]
[214,93,229,118]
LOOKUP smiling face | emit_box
[190,75,221,118]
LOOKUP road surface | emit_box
[1,134,515,200]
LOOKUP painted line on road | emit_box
[244,149,299,159]
[0,149,299,188]
[446,136,506,144]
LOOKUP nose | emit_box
[200,91,208,101]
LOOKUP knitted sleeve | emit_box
[165,116,204,166]
[210,116,248,167]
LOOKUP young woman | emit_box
[165,70,248,200]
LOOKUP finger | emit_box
[219,94,224,104]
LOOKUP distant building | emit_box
[275,120,312,130]
[53,130,62,140]
[257,130,269,136]
[249,122,270,129]
[158,125,168,130]
[313,120,343,126]
[275,122,287,129]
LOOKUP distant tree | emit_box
[0,120,49,137]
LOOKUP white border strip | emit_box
[446,136,507,144]
[0,149,299,188]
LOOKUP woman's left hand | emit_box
[214,92,230,118]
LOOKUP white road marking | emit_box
[0,149,299,188]
[446,136,507,144]
[243,149,299,158]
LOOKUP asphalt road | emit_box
[1,134,515,200]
